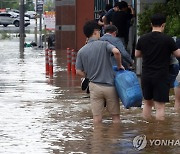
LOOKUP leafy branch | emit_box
[137,0,180,37]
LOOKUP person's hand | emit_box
[118,65,125,70]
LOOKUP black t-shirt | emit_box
[105,8,115,24]
[136,31,178,78]
[112,11,133,41]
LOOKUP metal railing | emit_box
[94,0,116,19]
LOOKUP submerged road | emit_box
[0,35,179,153]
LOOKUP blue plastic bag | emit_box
[113,66,142,109]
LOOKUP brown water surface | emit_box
[0,36,179,154]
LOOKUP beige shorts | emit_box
[89,82,120,116]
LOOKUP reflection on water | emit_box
[0,36,179,153]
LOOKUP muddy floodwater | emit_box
[0,35,179,154]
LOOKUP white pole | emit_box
[39,12,43,48]
[136,0,142,75]
[135,0,142,75]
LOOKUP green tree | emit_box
[0,0,19,9]
[25,0,35,11]
[0,0,34,11]
[138,0,180,37]
[44,0,55,11]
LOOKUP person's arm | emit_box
[102,9,112,25]
[135,49,142,57]
[75,52,86,77]
[121,50,133,65]
[102,15,108,25]
[173,49,180,57]
[128,5,135,17]
[112,47,124,70]
[98,19,104,26]
[115,38,133,64]
[76,70,86,77]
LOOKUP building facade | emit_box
[55,0,166,51]
[55,0,94,51]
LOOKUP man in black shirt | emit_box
[112,1,134,48]
[135,13,180,120]
[102,2,120,26]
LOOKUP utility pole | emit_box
[35,0,38,45]
[19,0,25,53]
[39,11,43,48]
[36,0,44,48]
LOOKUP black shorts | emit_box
[141,77,170,103]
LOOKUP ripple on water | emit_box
[0,36,179,153]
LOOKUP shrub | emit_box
[0,32,11,40]
[137,0,180,37]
